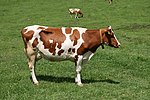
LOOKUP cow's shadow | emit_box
[36,75,120,84]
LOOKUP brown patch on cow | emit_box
[65,28,72,34]
[37,27,46,30]
[70,29,80,46]
[77,43,88,55]
[21,29,27,35]
[39,27,66,55]
[32,38,39,48]
[22,30,34,41]
[49,42,56,55]
[77,30,101,54]
[58,49,64,56]
[21,29,35,49]
[57,44,62,49]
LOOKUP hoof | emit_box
[75,77,78,83]
[33,81,39,85]
[77,83,83,87]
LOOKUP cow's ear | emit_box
[107,26,112,34]
[107,26,112,31]
[108,26,112,30]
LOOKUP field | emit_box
[0,0,150,99]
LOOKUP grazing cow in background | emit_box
[69,8,83,18]
[21,25,120,86]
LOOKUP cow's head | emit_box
[100,26,120,48]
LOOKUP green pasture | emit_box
[0,0,150,99]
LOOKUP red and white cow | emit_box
[69,8,83,18]
[21,25,120,86]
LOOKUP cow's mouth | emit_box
[108,44,120,48]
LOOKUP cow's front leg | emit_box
[75,55,83,86]
[75,13,78,18]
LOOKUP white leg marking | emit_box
[114,34,120,46]
[31,69,38,85]
[75,55,83,86]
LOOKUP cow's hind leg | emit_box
[24,46,39,85]
[75,55,83,86]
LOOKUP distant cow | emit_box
[21,25,120,86]
[69,8,83,18]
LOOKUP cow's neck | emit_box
[81,30,103,53]
[99,29,105,49]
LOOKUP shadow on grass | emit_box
[36,75,120,84]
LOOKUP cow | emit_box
[68,8,83,18]
[21,25,120,86]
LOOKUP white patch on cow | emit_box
[69,8,80,13]
[59,27,74,58]
[49,40,53,44]
[108,26,120,46]
[37,40,50,56]
[61,27,74,50]
[114,34,120,46]
[69,9,74,13]
[108,26,112,30]
[24,25,40,33]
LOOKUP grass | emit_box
[0,0,150,99]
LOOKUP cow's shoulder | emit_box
[81,29,99,41]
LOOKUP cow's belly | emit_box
[44,55,74,62]
[37,47,75,62]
